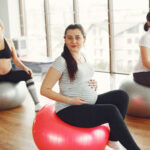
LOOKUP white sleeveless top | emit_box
[134,30,150,73]
[52,56,98,112]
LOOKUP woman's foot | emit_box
[35,103,42,112]
[107,141,126,150]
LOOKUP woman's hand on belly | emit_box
[88,79,97,91]
[68,97,89,105]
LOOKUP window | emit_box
[22,0,149,74]
[127,38,132,44]
[47,0,74,58]
[113,0,149,73]
[78,0,109,72]
[24,0,46,57]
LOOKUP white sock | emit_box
[107,141,126,150]
[35,103,42,112]
[27,84,40,105]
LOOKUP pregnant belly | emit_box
[62,84,98,104]
[0,60,12,75]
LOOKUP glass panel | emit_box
[78,0,109,72]
[113,0,149,73]
[48,0,74,58]
[25,0,46,57]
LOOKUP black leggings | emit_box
[57,90,140,150]
[133,71,150,87]
[0,69,33,87]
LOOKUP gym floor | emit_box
[0,72,150,150]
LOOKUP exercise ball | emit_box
[119,76,150,117]
[0,81,27,110]
[32,104,110,150]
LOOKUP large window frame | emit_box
[19,0,150,74]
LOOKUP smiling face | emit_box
[64,29,86,54]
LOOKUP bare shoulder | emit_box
[5,38,15,50]
[5,38,13,45]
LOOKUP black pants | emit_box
[133,71,150,87]
[57,90,140,150]
[0,69,33,87]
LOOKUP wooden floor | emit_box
[0,73,150,150]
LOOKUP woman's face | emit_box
[65,29,85,54]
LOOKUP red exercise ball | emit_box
[32,104,110,150]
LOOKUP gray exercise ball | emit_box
[119,76,150,118]
[0,81,27,110]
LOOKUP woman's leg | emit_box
[95,90,130,149]
[133,71,150,87]
[0,69,41,111]
[57,104,140,149]
[96,90,129,120]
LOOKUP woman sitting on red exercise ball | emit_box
[41,24,140,150]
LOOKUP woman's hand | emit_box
[24,67,33,77]
[68,97,89,105]
[88,79,98,91]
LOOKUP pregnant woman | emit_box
[40,24,140,150]
[0,19,42,112]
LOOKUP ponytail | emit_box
[61,44,78,81]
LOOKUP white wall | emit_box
[0,0,10,37]
[0,0,21,38]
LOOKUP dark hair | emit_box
[61,24,86,81]
[144,12,150,31]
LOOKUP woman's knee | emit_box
[114,90,129,104]
[104,104,120,118]
[21,70,32,81]
[109,104,119,112]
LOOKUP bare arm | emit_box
[140,46,150,69]
[40,67,88,105]
[8,40,33,76]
